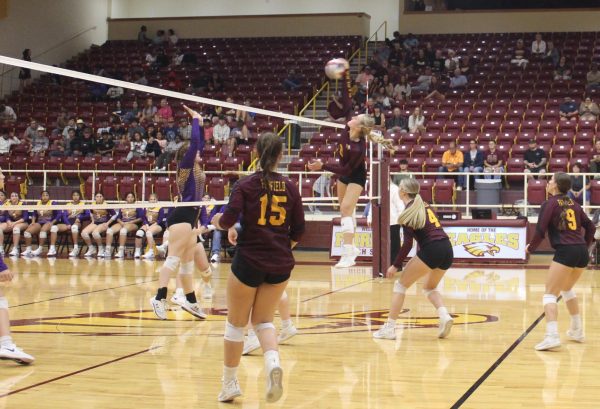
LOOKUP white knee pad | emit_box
[340,216,355,234]
[164,255,180,271]
[39,231,47,239]
[50,225,59,233]
[135,230,145,238]
[81,231,90,240]
[179,260,194,275]
[254,322,276,333]
[146,231,155,239]
[423,287,439,297]
[106,227,114,235]
[200,266,212,279]
[71,224,79,234]
[224,321,245,342]
[561,290,576,302]
[92,231,102,240]
[23,231,31,239]
[119,227,128,236]
[0,297,7,310]
[543,293,558,306]
[393,280,407,294]
[12,227,20,235]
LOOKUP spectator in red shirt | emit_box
[154,98,173,124]
[483,140,505,180]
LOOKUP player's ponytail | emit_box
[554,172,572,231]
[256,132,283,208]
[397,178,426,229]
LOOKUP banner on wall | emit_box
[330,226,416,259]
[445,225,527,261]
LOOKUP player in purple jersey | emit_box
[49,190,89,258]
[308,65,394,268]
[81,192,117,258]
[526,172,596,351]
[0,169,33,364]
[105,192,144,259]
[211,132,305,403]
[136,193,165,259]
[373,178,454,341]
[21,190,59,258]
[151,105,208,321]
[3,192,29,258]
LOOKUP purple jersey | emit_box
[61,201,90,224]
[0,253,7,272]
[528,195,595,251]
[144,207,165,225]
[91,206,115,224]
[34,201,58,224]
[200,203,223,226]
[5,203,28,223]
[177,118,206,203]
[393,202,449,268]
[219,172,305,275]
[118,208,144,223]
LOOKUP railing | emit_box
[363,21,388,67]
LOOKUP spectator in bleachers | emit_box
[355,66,374,90]
[178,117,192,140]
[161,116,179,142]
[559,97,578,122]
[127,132,147,162]
[459,56,473,77]
[388,42,403,67]
[203,118,214,143]
[403,33,419,51]
[412,66,433,92]
[106,84,124,100]
[154,134,183,171]
[154,49,170,71]
[208,72,225,92]
[89,82,108,102]
[438,141,464,182]
[484,140,504,180]
[413,49,427,71]
[408,107,426,133]
[567,163,590,204]
[382,74,394,97]
[235,99,254,124]
[212,116,230,146]
[375,89,392,109]
[542,41,560,66]
[372,106,386,131]
[588,140,600,175]
[0,105,17,125]
[444,49,459,73]
[523,139,547,178]
[54,109,68,134]
[553,56,572,80]
[393,75,412,101]
[0,131,20,155]
[425,75,445,100]
[586,64,600,90]
[172,48,184,66]
[387,107,408,133]
[62,117,76,138]
[62,127,76,155]
[191,70,210,92]
[459,140,484,190]
[29,126,49,156]
[141,98,157,123]
[137,25,150,43]
[579,97,600,121]
[127,118,145,139]
[230,119,250,148]
[392,159,414,185]
[97,131,115,157]
[168,29,178,46]
[326,92,347,123]
[431,49,445,73]
[48,139,65,157]
[154,98,173,124]
[123,101,142,124]
[424,42,435,65]
[449,68,468,89]
[165,71,182,92]
[109,120,127,139]
[145,131,164,158]
[133,71,148,86]
[224,97,236,123]
[19,49,32,91]
[75,118,87,138]
[71,127,96,157]
[153,30,166,45]
[22,119,38,143]
[510,39,529,69]
[531,33,547,56]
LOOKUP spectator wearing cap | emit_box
[109,121,127,139]
[438,141,464,182]
[178,118,192,140]
[212,116,230,146]
[559,97,578,122]
[75,118,86,138]
[30,126,49,156]
[523,139,547,178]
[459,140,484,190]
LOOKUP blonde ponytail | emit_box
[356,114,395,151]
[396,179,426,229]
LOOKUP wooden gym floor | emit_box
[0,253,599,408]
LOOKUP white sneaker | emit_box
[31,247,43,257]
[535,334,561,351]
[0,247,4,256]
[115,248,125,259]
[150,297,168,320]
[142,249,155,259]
[134,248,142,259]
[243,333,261,355]
[83,246,96,257]
[181,300,207,319]
[156,244,167,257]
[335,246,360,268]
[566,328,585,343]
[8,247,18,257]
[456,186,463,191]
[278,324,298,344]
[202,283,213,300]
[0,344,35,365]
[104,247,112,259]
[47,247,57,257]
[69,246,80,258]
[21,248,32,258]
[170,293,186,308]
[373,321,396,340]
[218,378,242,402]
[265,364,284,403]
[438,314,454,339]
[210,253,220,264]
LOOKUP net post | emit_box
[372,156,390,278]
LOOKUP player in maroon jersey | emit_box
[526,172,595,351]
[373,178,454,341]
[211,132,305,403]
[307,63,394,268]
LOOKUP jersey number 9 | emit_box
[258,194,287,226]
[565,208,577,230]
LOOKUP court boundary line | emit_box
[301,278,373,302]
[0,346,160,398]
[450,296,561,408]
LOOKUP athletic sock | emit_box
[0,335,13,347]
[248,328,256,338]
[281,319,292,329]
[223,365,238,382]
[386,318,396,326]
[547,320,559,336]
[264,349,280,368]
[175,287,184,296]
[570,314,582,330]
[437,306,450,318]
[185,292,197,304]
[156,287,168,301]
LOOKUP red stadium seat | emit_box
[299,145,318,161]
[301,177,315,197]
[208,177,226,200]
[419,179,434,203]
[506,158,525,185]
[84,176,102,200]
[569,157,589,171]
[590,180,600,205]
[433,179,455,204]
[97,156,115,174]
[61,156,80,184]
[101,176,118,200]
[154,177,173,201]
[118,176,136,200]
[411,144,432,159]
[547,158,568,173]
[115,158,133,172]
[527,179,547,205]
[424,157,443,174]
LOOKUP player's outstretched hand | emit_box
[228,227,238,246]
[0,268,14,282]
[183,105,202,121]
[386,265,398,278]
[307,160,323,171]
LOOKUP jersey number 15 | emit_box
[258,194,287,226]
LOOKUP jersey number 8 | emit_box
[258,194,287,226]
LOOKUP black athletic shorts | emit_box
[231,252,290,288]
[553,244,589,268]
[339,167,367,188]
[416,238,454,270]
[166,206,200,228]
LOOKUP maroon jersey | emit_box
[485,149,504,166]
[219,172,305,275]
[322,70,366,177]
[528,194,595,251]
[393,202,449,268]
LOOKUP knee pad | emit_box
[254,322,275,333]
[393,280,406,294]
[561,290,576,302]
[200,266,212,279]
[146,231,155,239]
[163,255,180,271]
[119,227,128,236]
[50,225,59,233]
[23,231,31,239]
[0,297,7,310]
[106,227,114,235]
[81,231,90,240]
[71,224,79,234]
[223,321,245,342]
[39,231,47,239]
[92,231,102,240]
[423,287,439,297]
[12,227,21,235]
[340,216,354,234]
[179,260,194,275]
[543,293,558,306]
[136,230,145,239]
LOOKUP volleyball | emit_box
[324,58,349,80]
